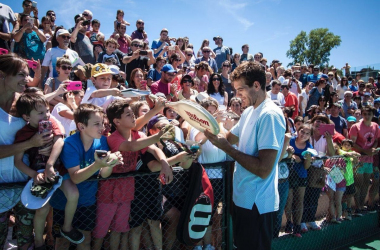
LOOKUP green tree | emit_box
[286,28,341,67]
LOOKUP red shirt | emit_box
[151,80,170,96]
[284,92,299,119]
[98,130,147,203]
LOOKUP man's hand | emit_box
[204,130,229,151]
[111,88,122,97]
[159,160,173,184]
[30,131,53,148]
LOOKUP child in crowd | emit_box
[49,103,122,250]
[13,94,83,249]
[86,19,105,62]
[285,124,313,238]
[339,139,361,220]
[92,100,173,250]
[81,63,123,112]
[97,38,121,67]
[113,10,130,38]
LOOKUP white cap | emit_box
[56,29,70,38]
[109,65,120,75]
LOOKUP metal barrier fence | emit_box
[0,157,379,250]
[0,162,231,250]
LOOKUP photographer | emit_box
[70,16,95,64]
[123,39,155,83]
[151,28,170,58]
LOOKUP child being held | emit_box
[113,9,130,39]
[86,19,105,61]
[13,94,84,248]
[339,139,361,220]
[97,38,121,67]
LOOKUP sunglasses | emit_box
[133,44,143,48]
[60,35,70,39]
[182,79,192,83]
[188,46,193,49]
[328,75,333,76]
[137,22,144,25]
[223,65,230,67]
[203,51,211,53]
[212,78,220,81]
[174,59,181,62]
[47,13,56,16]
[187,54,192,56]
[83,13,89,16]
[166,73,176,77]
[60,65,72,70]
[319,80,326,83]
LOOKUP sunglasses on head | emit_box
[60,65,72,70]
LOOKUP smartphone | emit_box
[67,81,82,91]
[159,173,166,185]
[0,48,8,55]
[28,17,34,26]
[169,45,175,51]
[39,120,52,134]
[32,1,37,7]
[140,80,147,89]
[95,150,108,159]
[139,50,148,56]
[82,20,90,26]
[319,124,334,135]
[27,60,38,69]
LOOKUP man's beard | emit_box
[138,27,144,32]
[63,41,70,47]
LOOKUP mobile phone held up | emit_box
[67,81,82,91]
[82,20,90,26]
[32,1,37,7]
[0,48,8,55]
[139,50,148,56]
[95,150,108,159]
[27,60,38,69]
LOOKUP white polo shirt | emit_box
[230,98,286,213]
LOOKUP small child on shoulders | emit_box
[113,9,130,39]
[86,19,105,62]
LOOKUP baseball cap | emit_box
[21,169,62,209]
[213,36,223,41]
[91,63,113,77]
[374,98,380,104]
[56,29,70,38]
[344,91,353,97]
[347,116,357,122]
[195,92,209,103]
[320,74,329,80]
[109,65,120,75]
[161,64,177,73]
[147,115,168,131]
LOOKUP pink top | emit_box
[349,121,380,163]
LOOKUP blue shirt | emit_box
[147,68,161,81]
[151,39,168,58]
[230,99,286,213]
[49,132,109,210]
[329,115,347,134]
[339,100,357,118]
[213,46,230,69]
[307,74,320,83]
[349,84,358,92]
[194,57,218,74]
[289,137,313,178]
[14,30,45,61]
[307,87,324,110]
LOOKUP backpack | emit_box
[176,162,214,246]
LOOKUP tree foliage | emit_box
[286,28,341,67]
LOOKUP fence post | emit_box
[224,161,234,250]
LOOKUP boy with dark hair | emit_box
[97,38,121,67]
[49,103,123,249]
[92,99,173,250]
[14,93,83,249]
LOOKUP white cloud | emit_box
[218,0,254,30]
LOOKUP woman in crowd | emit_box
[0,53,53,249]
[175,37,186,53]
[301,115,334,232]
[39,16,53,50]
[284,124,313,238]
[318,96,328,114]
[229,97,242,116]
[147,56,165,87]
[307,78,326,111]
[299,82,313,117]
[207,73,228,107]
[337,77,349,100]
[197,39,216,58]
[220,60,234,102]
[44,55,72,107]
[178,74,198,101]
[231,53,241,71]
[328,91,339,107]
[129,68,148,90]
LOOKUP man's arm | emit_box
[122,50,140,64]
[70,21,83,43]
[32,26,46,42]
[152,41,166,55]
[147,50,156,66]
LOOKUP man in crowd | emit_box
[15,0,39,26]
[195,46,218,73]
[111,23,131,54]
[131,19,148,43]
[151,28,169,58]
[307,65,321,83]
[265,72,272,91]
[268,80,285,106]
[329,103,348,138]
[213,36,230,71]
[150,64,178,101]
[46,10,57,31]
[204,61,286,250]
[123,38,155,82]
[240,44,253,62]
[339,91,357,118]
[0,3,17,50]
[254,53,261,62]
[281,82,299,119]
[70,17,95,64]
[183,48,195,69]
[299,64,308,88]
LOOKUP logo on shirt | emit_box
[364,132,375,147]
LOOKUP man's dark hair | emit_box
[20,14,30,23]
[92,19,100,25]
[16,93,49,117]
[22,0,32,6]
[361,106,376,116]
[294,116,304,123]
[74,104,104,129]
[106,99,130,128]
[271,79,281,87]
[241,44,249,50]
[46,10,54,15]
[230,61,266,90]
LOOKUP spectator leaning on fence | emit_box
[204,61,286,250]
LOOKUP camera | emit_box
[82,20,90,26]
[139,50,148,56]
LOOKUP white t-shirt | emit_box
[42,47,84,78]
[230,99,286,213]
[209,92,224,105]
[336,85,348,100]
[189,127,226,179]
[268,91,285,106]
[51,103,73,137]
[278,76,285,84]
[300,90,309,114]
[310,136,327,167]
[81,85,121,112]
[0,108,28,213]
[283,79,302,97]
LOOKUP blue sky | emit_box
[7,0,380,70]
